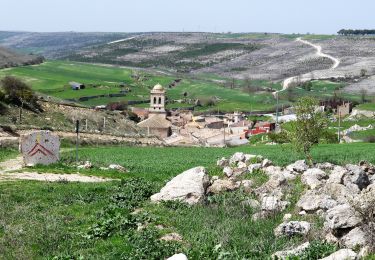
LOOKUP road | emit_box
[278,37,340,93]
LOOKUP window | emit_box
[153,97,156,104]
[159,97,162,104]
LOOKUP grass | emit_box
[356,102,375,111]
[0,148,18,163]
[349,129,375,141]
[2,142,375,258]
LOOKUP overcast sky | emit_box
[1,0,374,34]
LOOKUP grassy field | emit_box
[1,143,375,259]
[356,102,375,111]
[0,61,280,112]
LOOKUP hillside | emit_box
[0,46,43,69]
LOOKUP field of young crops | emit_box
[0,61,281,112]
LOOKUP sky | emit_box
[1,0,374,34]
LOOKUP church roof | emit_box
[152,84,164,91]
[137,114,172,129]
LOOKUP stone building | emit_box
[137,84,172,138]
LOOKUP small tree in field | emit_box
[288,97,328,165]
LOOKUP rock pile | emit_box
[150,152,375,258]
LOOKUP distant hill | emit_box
[0,46,44,69]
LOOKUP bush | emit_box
[364,136,375,143]
[268,131,290,144]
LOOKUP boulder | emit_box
[344,164,370,190]
[327,166,346,184]
[167,253,188,260]
[240,180,253,193]
[323,183,354,204]
[274,221,310,237]
[207,179,240,194]
[315,162,335,171]
[248,163,262,173]
[237,161,247,169]
[261,196,289,212]
[263,166,282,176]
[229,152,245,164]
[108,164,128,172]
[223,166,233,178]
[297,190,337,212]
[272,242,310,259]
[261,159,273,168]
[340,227,367,249]
[325,204,362,230]
[150,167,209,205]
[286,160,308,173]
[241,198,260,209]
[217,157,229,168]
[301,168,327,189]
[319,249,357,260]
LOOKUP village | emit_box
[123,83,371,147]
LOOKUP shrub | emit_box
[268,131,290,144]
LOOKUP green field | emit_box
[357,102,375,111]
[2,143,375,259]
[0,61,281,112]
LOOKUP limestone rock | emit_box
[241,198,260,209]
[223,166,233,178]
[263,166,282,176]
[327,166,346,184]
[272,242,310,259]
[160,232,183,242]
[108,164,128,172]
[315,162,335,171]
[237,161,247,169]
[78,161,93,169]
[217,157,229,168]
[229,152,245,164]
[302,168,327,189]
[261,196,289,212]
[340,227,367,249]
[244,154,263,164]
[325,232,339,244]
[283,213,292,221]
[261,158,273,168]
[323,183,354,204]
[274,221,311,237]
[319,249,357,260]
[297,190,337,212]
[248,163,262,173]
[167,253,188,260]
[286,160,308,173]
[240,180,253,193]
[325,204,362,230]
[207,179,240,194]
[150,166,209,205]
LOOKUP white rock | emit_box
[237,161,247,169]
[272,242,310,259]
[323,183,354,204]
[274,221,311,237]
[244,154,260,164]
[248,163,262,173]
[340,227,367,249]
[261,158,273,168]
[108,164,128,172]
[286,160,308,173]
[223,166,233,178]
[229,152,245,164]
[325,232,339,244]
[302,168,327,189]
[261,196,289,212]
[207,179,240,194]
[283,213,292,221]
[150,167,209,205]
[319,249,357,260]
[299,210,307,216]
[327,166,346,184]
[241,180,253,193]
[325,204,362,230]
[77,161,92,169]
[217,157,229,167]
[263,166,282,176]
[297,190,337,212]
[167,253,188,260]
[242,198,260,209]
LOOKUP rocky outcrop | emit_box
[151,166,209,205]
[274,221,311,237]
[272,242,310,259]
[319,249,357,260]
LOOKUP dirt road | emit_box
[279,37,341,92]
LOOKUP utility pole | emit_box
[223,124,226,147]
[75,120,79,166]
[276,92,279,125]
[338,111,341,143]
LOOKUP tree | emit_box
[287,97,328,165]
[0,76,36,123]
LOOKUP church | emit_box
[137,84,172,138]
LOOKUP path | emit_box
[276,37,341,94]
[0,156,114,183]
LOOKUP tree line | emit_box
[338,29,375,36]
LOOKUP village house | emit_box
[337,102,352,116]
[70,82,85,90]
[137,84,172,138]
